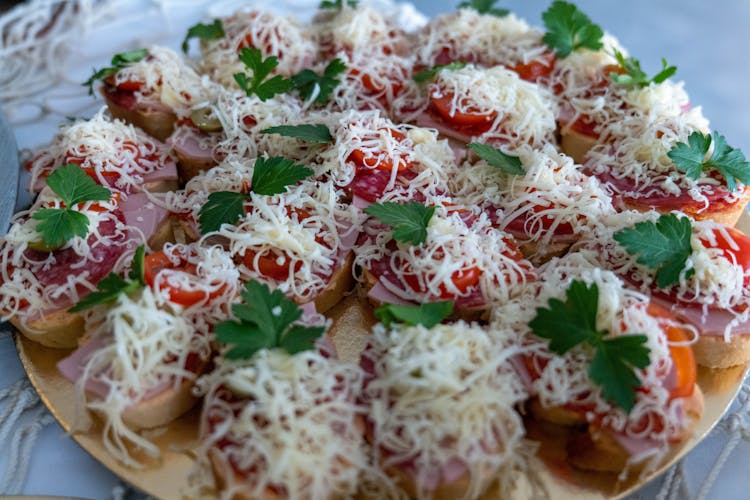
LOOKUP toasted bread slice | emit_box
[560,128,598,164]
[310,252,355,314]
[10,309,84,349]
[117,357,209,431]
[693,333,750,369]
[102,88,176,142]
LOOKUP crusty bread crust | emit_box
[528,398,586,426]
[174,149,217,183]
[120,357,209,430]
[311,252,355,314]
[560,128,598,164]
[102,88,176,142]
[147,215,177,251]
[567,385,704,472]
[693,333,750,369]
[518,239,571,265]
[10,309,84,349]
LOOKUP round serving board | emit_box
[15,286,749,499]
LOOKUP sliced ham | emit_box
[142,160,178,185]
[168,128,215,162]
[120,192,170,242]
[367,280,413,306]
[57,337,110,399]
[651,295,750,337]
[414,111,473,144]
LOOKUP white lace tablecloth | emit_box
[1,1,750,498]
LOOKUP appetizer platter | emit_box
[5,0,750,498]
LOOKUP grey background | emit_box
[406,0,750,156]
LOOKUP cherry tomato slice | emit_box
[242,249,302,281]
[144,251,207,307]
[645,302,697,400]
[348,128,413,172]
[700,226,750,273]
[511,53,556,82]
[430,92,497,128]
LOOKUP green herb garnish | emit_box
[198,157,313,234]
[216,280,326,359]
[609,50,676,88]
[181,19,224,53]
[613,213,694,289]
[291,58,347,105]
[413,61,468,84]
[31,164,112,250]
[261,124,333,144]
[542,1,603,58]
[667,131,750,192]
[375,301,454,328]
[457,0,509,17]
[83,49,148,95]
[69,245,145,312]
[467,143,524,175]
[234,47,294,101]
[529,280,650,412]
[364,201,435,246]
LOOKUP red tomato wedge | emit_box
[240,207,315,281]
[700,226,750,275]
[430,92,497,128]
[144,251,215,307]
[348,128,414,172]
[645,302,697,400]
[402,263,482,300]
[511,53,556,82]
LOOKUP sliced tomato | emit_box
[348,128,414,172]
[430,91,497,128]
[511,53,556,82]
[116,79,145,92]
[645,302,697,400]
[403,264,482,300]
[700,226,750,273]
[239,206,314,281]
[144,251,209,307]
[242,249,302,281]
[349,67,404,95]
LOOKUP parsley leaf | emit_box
[610,50,676,88]
[319,0,357,9]
[457,0,509,17]
[529,280,650,412]
[198,191,248,234]
[261,124,333,143]
[413,61,468,84]
[198,157,313,234]
[216,280,325,359]
[467,143,524,175]
[32,209,89,249]
[69,245,146,312]
[234,47,293,101]
[46,163,112,207]
[31,164,112,249]
[83,48,148,95]
[251,156,314,196]
[613,213,694,288]
[374,301,454,328]
[291,58,346,105]
[364,201,435,246]
[542,1,603,58]
[668,131,750,191]
[589,335,650,411]
[181,19,224,53]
